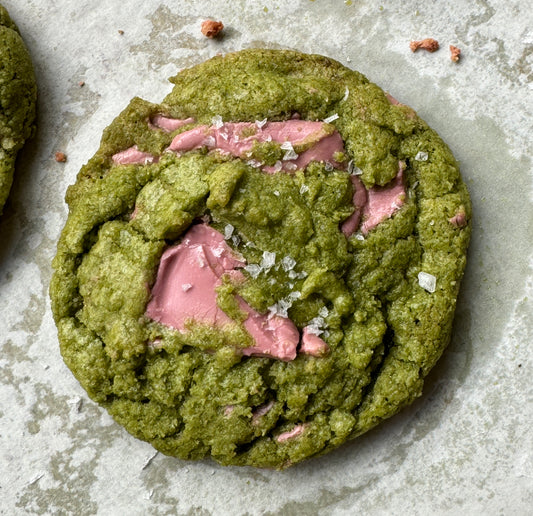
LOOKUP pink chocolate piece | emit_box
[449,210,467,228]
[241,307,300,361]
[341,175,368,237]
[145,224,300,361]
[342,164,407,237]
[112,145,156,165]
[386,93,401,105]
[276,424,306,443]
[168,125,215,152]
[300,327,330,357]
[361,168,406,234]
[167,120,345,172]
[145,225,241,331]
[252,400,275,424]
[150,115,195,133]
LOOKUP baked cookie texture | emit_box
[0,5,37,215]
[50,49,471,468]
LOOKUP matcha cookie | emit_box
[50,49,471,468]
[0,5,37,215]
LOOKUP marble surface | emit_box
[1,1,532,514]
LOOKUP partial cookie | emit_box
[50,49,471,468]
[0,5,37,215]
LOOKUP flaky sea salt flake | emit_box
[418,271,436,293]
[244,264,262,279]
[318,306,329,318]
[281,256,297,271]
[261,251,276,269]
[281,142,298,160]
[348,160,363,175]
[342,87,350,102]
[211,115,224,128]
[323,113,339,124]
[415,151,428,161]
[224,224,234,239]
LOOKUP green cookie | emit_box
[50,49,471,468]
[0,5,37,215]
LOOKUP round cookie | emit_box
[50,49,471,468]
[0,5,37,215]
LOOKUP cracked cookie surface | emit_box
[50,49,471,468]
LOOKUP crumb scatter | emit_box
[410,38,440,53]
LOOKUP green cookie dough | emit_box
[50,49,471,468]
[0,5,37,215]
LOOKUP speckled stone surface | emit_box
[0,1,531,514]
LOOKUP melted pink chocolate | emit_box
[342,164,407,237]
[276,424,306,443]
[112,145,156,165]
[361,168,406,234]
[449,210,467,228]
[300,327,330,356]
[168,120,345,172]
[145,224,300,361]
[341,175,368,237]
[150,115,195,132]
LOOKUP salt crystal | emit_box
[181,283,192,292]
[348,160,363,175]
[281,256,297,271]
[27,473,44,486]
[281,142,298,161]
[142,451,159,470]
[255,118,268,128]
[211,115,224,128]
[318,306,329,318]
[342,86,350,102]
[273,190,280,196]
[244,264,262,278]
[268,299,292,318]
[273,161,283,172]
[300,184,309,194]
[306,325,324,336]
[261,251,276,269]
[288,291,301,300]
[415,151,428,161]
[324,161,334,171]
[224,224,234,239]
[285,162,298,171]
[418,271,436,293]
[323,113,340,123]
[247,159,262,168]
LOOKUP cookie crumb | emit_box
[450,45,461,62]
[118,29,124,35]
[78,81,85,87]
[410,38,440,53]
[55,152,67,162]
[201,20,224,38]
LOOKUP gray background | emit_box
[1,1,531,514]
